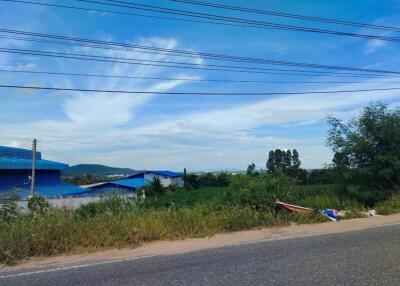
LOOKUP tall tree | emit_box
[266,150,276,173]
[292,149,301,171]
[274,149,283,170]
[247,163,256,176]
[327,102,400,204]
[284,150,292,171]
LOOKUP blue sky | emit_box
[1,0,400,171]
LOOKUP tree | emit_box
[284,150,292,172]
[143,177,165,197]
[247,163,258,176]
[274,149,284,170]
[327,102,400,204]
[267,149,302,177]
[185,173,200,189]
[292,149,301,171]
[266,150,276,173]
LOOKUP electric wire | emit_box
[2,84,400,96]
[1,28,399,75]
[1,68,392,84]
[172,0,400,33]
[3,0,400,43]
[2,47,396,78]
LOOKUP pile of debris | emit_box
[276,200,379,222]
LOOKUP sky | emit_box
[1,0,400,171]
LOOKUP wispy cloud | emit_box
[364,39,387,54]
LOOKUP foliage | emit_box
[327,102,400,205]
[62,174,112,186]
[246,163,259,176]
[28,196,50,215]
[143,186,231,209]
[375,195,400,215]
[229,172,297,210]
[76,194,137,219]
[305,168,337,185]
[0,191,21,223]
[141,177,165,197]
[266,148,302,176]
[185,172,230,189]
[2,180,400,265]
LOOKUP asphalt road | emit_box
[2,224,400,286]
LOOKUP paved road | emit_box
[2,224,400,286]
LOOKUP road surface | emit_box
[1,224,400,286]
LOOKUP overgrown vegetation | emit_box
[1,103,399,265]
[327,102,400,205]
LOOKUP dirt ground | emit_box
[1,213,400,273]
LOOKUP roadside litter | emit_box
[275,201,313,213]
[319,209,341,221]
[275,201,378,222]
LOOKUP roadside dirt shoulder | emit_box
[1,213,400,273]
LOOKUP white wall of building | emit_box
[144,173,184,187]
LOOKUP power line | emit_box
[2,84,400,96]
[1,68,392,84]
[0,0,267,29]
[2,47,395,78]
[3,0,400,43]
[172,0,400,33]
[1,28,399,75]
[76,0,400,42]
[38,142,82,165]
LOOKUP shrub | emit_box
[28,196,50,215]
[375,195,400,215]
[0,191,21,223]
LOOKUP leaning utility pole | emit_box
[30,138,37,197]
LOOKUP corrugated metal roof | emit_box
[127,170,182,178]
[1,183,87,198]
[0,146,41,160]
[112,178,150,189]
[0,157,68,170]
[80,182,109,189]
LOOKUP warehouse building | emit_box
[127,170,183,187]
[0,146,85,198]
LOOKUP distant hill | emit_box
[63,164,136,177]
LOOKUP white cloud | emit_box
[364,39,386,55]
[2,74,399,170]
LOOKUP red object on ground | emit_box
[276,201,313,213]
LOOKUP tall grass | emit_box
[1,184,398,266]
[375,195,400,215]
[0,202,297,265]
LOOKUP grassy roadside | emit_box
[1,186,399,266]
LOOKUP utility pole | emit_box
[30,138,37,198]
[183,168,187,189]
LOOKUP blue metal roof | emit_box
[128,170,182,178]
[112,178,150,189]
[0,146,41,160]
[1,183,87,198]
[0,158,68,170]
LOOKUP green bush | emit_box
[375,195,400,215]
[0,191,21,223]
[28,196,50,215]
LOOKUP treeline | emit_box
[140,172,230,197]
[184,172,230,189]
[62,175,116,186]
[248,103,400,205]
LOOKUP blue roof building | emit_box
[127,170,183,187]
[82,170,183,193]
[81,178,150,194]
[0,146,85,198]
